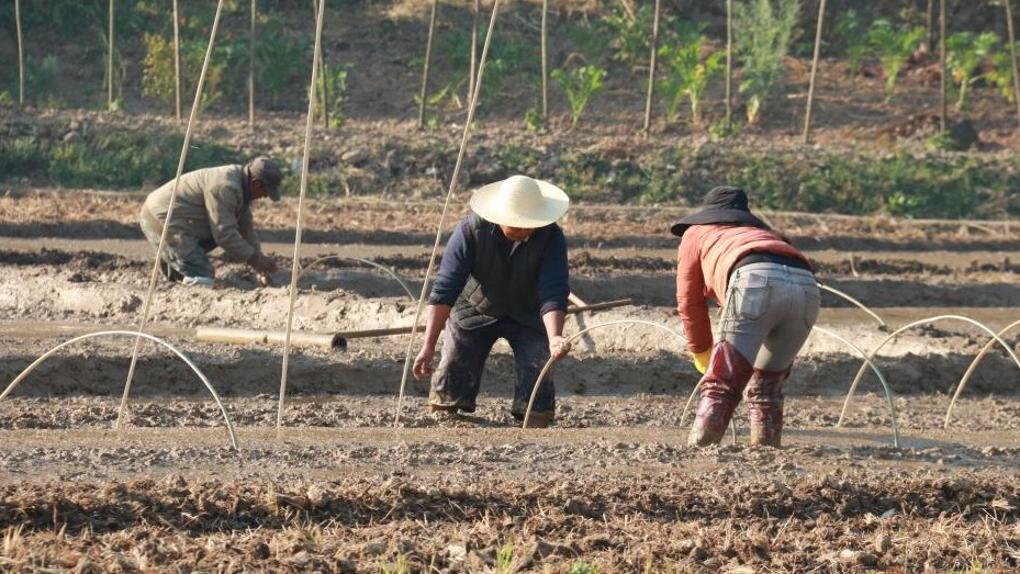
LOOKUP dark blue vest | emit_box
[451,214,557,331]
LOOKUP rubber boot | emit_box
[688,341,755,447]
[745,367,789,448]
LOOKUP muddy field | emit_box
[1,191,1019,572]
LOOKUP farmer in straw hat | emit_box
[413,175,572,428]
[672,186,818,447]
[139,157,283,287]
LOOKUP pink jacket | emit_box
[676,224,810,353]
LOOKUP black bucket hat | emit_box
[670,186,770,237]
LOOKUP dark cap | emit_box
[669,186,769,237]
[247,156,283,201]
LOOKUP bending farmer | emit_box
[673,186,819,447]
[139,157,282,287]
[413,175,572,428]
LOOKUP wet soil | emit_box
[1,194,1019,572]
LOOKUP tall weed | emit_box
[552,65,606,128]
[834,10,870,90]
[867,19,924,103]
[947,31,1000,110]
[657,22,723,125]
[734,0,801,124]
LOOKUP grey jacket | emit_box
[142,165,261,263]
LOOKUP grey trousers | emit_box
[718,262,820,371]
[139,210,215,280]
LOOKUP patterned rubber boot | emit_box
[745,367,789,448]
[688,341,755,447]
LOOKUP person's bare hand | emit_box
[252,253,278,274]
[413,345,436,380]
[256,271,274,287]
[549,335,571,360]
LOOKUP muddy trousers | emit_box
[139,207,216,281]
[429,318,555,417]
[689,263,820,447]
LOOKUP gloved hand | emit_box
[693,349,712,374]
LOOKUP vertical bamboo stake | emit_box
[394,0,502,428]
[541,0,548,119]
[174,0,182,121]
[249,0,256,126]
[470,0,480,103]
[725,0,733,132]
[108,0,115,111]
[926,0,935,52]
[117,0,227,430]
[642,0,661,137]
[939,0,947,134]
[1005,0,1020,131]
[277,0,327,433]
[802,0,827,144]
[322,59,331,128]
[417,0,439,129]
[320,8,330,130]
[15,0,24,106]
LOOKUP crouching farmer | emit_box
[673,186,819,447]
[413,175,572,427]
[139,157,282,287]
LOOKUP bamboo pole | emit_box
[541,0,549,119]
[15,0,24,106]
[108,0,115,111]
[394,0,504,428]
[939,0,947,134]
[926,0,935,52]
[322,60,331,127]
[642,0,662,137]
[117,0,227,430]
[249,0,256,126]
[470,0,480,103]
[417,0,439,129]
[174,0,182,121]
[802,0,827,144]
[277,0,327,432]
[1005,0,1020,131]
[725,0,733,132]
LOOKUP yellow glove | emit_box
[693,349,712,375]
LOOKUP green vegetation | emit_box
[834,10,870,90]
[568,561,602,574]
[947,31,1001,110]
[867,19,924,103]
[657,23,724,125]
[603,3,660,69]
[257,19,312,108]
[552,65,606,128]
[0,129,240,190]
[495,542,518,574]
[734,0,801,124]
[21,55,62,107]
[315,64,348,128]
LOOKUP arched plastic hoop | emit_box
[838,315,1020,429]
[1,331,238,450]
[298,255,416,301]
[521,320,689,429]
[818,284,887,329]
[944,318,1020,429]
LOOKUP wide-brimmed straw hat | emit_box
[669,186,770,237]
[469,175,570,228]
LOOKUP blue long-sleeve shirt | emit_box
[429,219,569,318]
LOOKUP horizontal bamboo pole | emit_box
[196,299,632,349]
[196,327,341,349]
